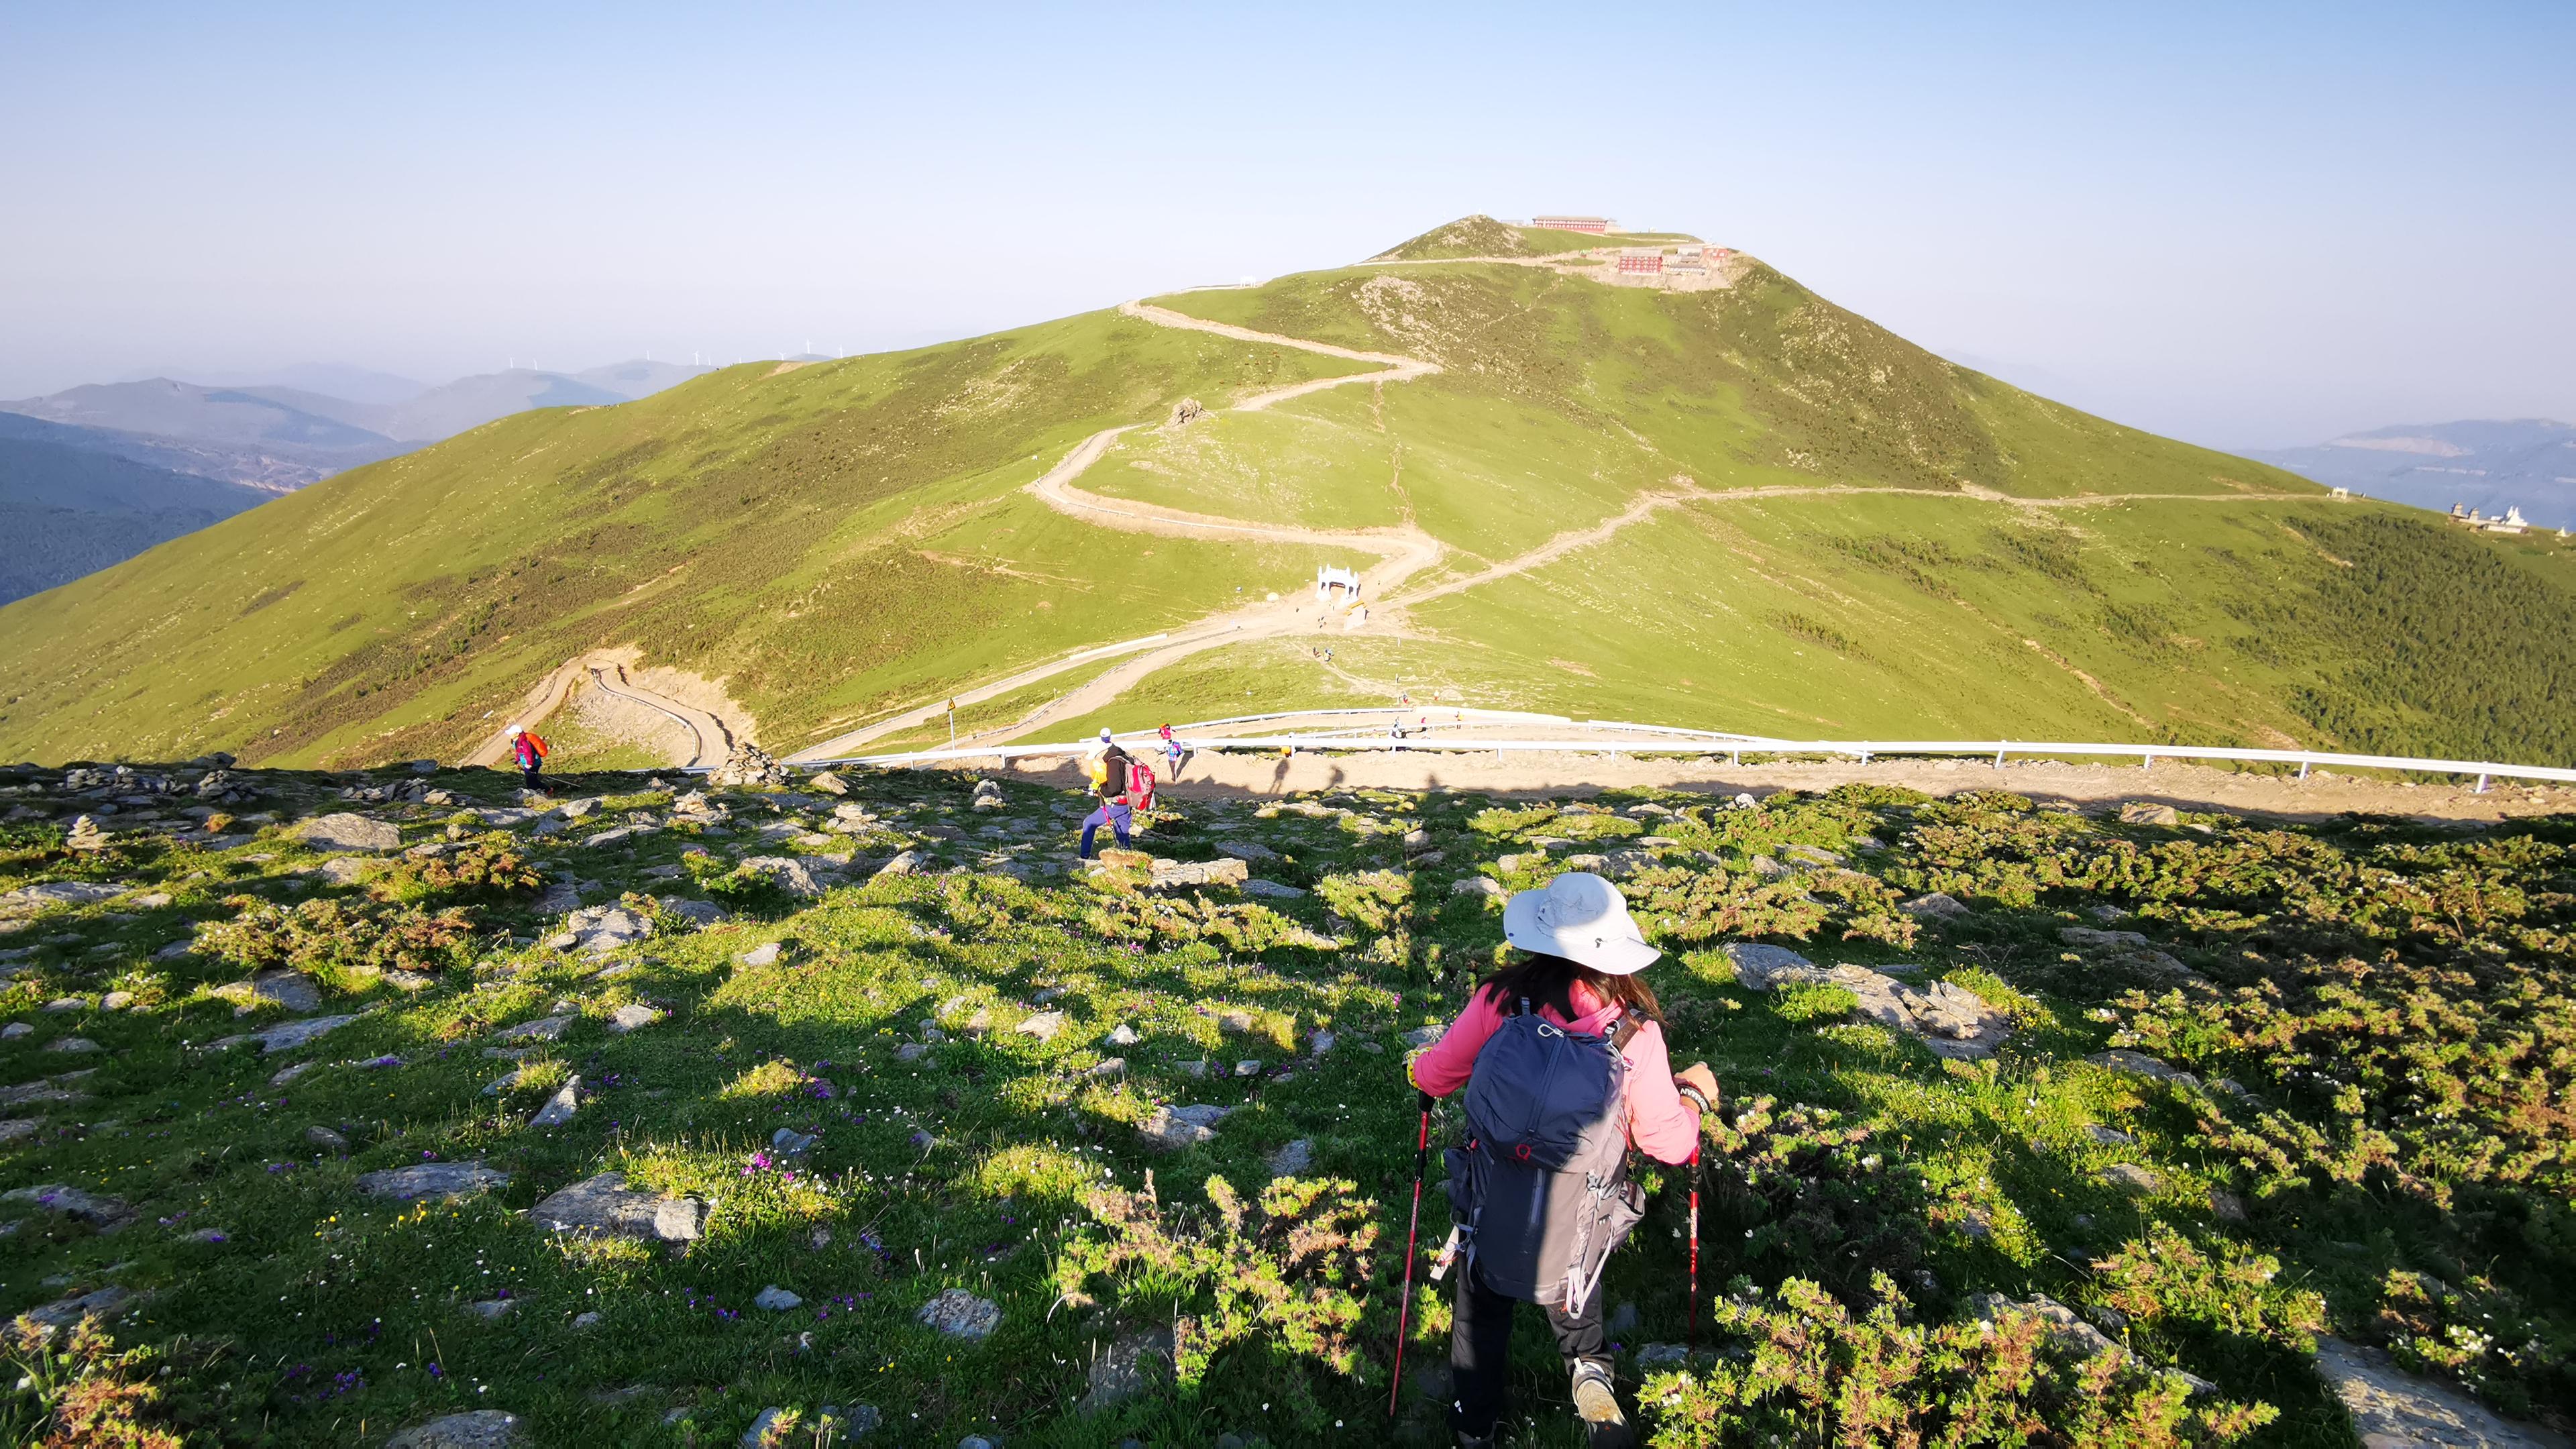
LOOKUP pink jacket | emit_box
[1406,983,1703,1165]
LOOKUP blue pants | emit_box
[1079,802,1132,857]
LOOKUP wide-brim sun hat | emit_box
[1502,871,1660,975]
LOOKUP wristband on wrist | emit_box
[1678,1084,1713,1114]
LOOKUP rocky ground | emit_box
[0,749,2565,1446]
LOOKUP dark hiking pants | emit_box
[1448,1260,1609,1437]
[521,766,543,791]
[1078,802,1132,857]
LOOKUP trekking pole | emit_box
[1686,1144,1702,1358]
[1389,1086,1433,1417]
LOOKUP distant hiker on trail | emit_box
[1405,871,1717,1449]
[1079,728,1136,859]
[507,724,550,794]
[1158,722,1184,777]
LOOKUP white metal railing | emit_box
[778,727,2576,792]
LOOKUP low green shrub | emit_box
[197,896,478,981]
[1641,1274,2275,1447]
[1056,1175,1381,1388]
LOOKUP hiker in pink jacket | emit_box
[1405,871,1717,1449]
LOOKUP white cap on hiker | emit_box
[1503,871,1660,975]
[507,724,525,737]
[1099,728,1113,742]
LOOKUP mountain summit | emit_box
[3,219,2572,770]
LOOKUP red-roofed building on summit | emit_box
[1617,249,1663,275]
[1531,215,1615,233]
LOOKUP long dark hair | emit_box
[1473,952,1663,1030]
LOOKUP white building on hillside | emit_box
[1316,564,1361,608]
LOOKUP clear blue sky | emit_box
[3,1,2567,447]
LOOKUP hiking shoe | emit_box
[1571,1360,1635,1449]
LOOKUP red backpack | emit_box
[1124,759,1156,812]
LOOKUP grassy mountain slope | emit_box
[0,422,274,604]
[1063,258,2576,763]
[5,221,2575,769]
[0,311,1368,766]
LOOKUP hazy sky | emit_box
[3,1,2568,449]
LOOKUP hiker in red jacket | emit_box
[1407,871,1717,1449]
[507,724,550,794]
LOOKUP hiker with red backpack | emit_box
[1078,728,1146,859]
[1402,871,1717,1449]
[506,724,550,794]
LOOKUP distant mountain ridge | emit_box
[0,358,716,602]
[2249,419,2576,527]
[0,413,271,603]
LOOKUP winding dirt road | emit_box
[466,649,735,769]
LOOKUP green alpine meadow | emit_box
[1,758,2573,1445]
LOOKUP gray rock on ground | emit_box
[1214,841,1278,863]
[739,941,782,968]
[15,1285,133,1328]
[608,1003,665,1033]
[1141,857,1248,889]
[530,1171,707,1242]
[2312,1335,2570,1448]
[2118,801,2182,826]
[1081,1326,1175,1411]
[1730,946,2013,1059]
[356,1162,509,1203]
[1241,879,1306,898]
[1722,942,1817,987]
[218,971,325,1016]
[384,1411,527,1449]
[740,856,824,898]
[2061,925,2151,949]
[529,1078,582,1128]
[1140,1104,1232,1150]
[0,881,120,914]
[1968,1293,2123,1362]
[753,1285,802,1311]
[875,851,922,879]
[2088,1049,2202,1087]
[1016,1010,1067,1042]
[3,1184,133,1228]
[2100,1163,2165,1195]
[1901,892,1970,919]
[295,812,402,852]
[1268,1138,1315,1176]
[496,1014,576,1043]
[916,1287,1002,1340]
[657,897,728,926]
[559,906,651,955]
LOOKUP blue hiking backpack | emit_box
[1440,998,1648,1307]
